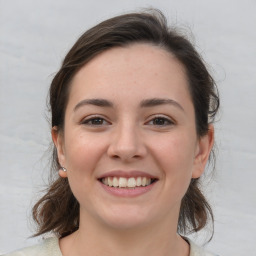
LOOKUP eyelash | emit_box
[146,116,174,126]
[81,115,174,127]
[81,116,110,126]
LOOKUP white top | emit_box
[2,237,218,256]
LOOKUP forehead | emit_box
[80,43,185,78]
[68,43,191,107]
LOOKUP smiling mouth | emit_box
[99,177,157,189]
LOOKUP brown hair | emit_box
[32,9,219,238]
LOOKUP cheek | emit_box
[63,133,107,204]
[150,132,196,184]
[154,132,195,164]
[64,132,106,175]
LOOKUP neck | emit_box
[60,211,189,256]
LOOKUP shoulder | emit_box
[1,237,62,256]
[188,238,219,256]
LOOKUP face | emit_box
[53,44,213,231]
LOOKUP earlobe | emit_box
[51,126,67,177]
[192,125,214,178]
[58,167,68,178]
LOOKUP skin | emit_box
[52,43,214,256]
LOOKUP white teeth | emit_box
[101,176,154,188]
[113,177,119,187]
[142,177,147,186]
[119,177,127,187]
[127,177,136,188]
[108,177,113,186]
[103,178,108,185]
[136,177,142,186]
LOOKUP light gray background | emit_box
[0,0,256,255]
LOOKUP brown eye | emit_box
[147,117,174,126]
[82,117,109,126]
[154,118,170,125]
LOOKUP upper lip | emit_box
[98,170,158,179]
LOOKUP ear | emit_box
[192,125,214,178]
[51,126,68,178]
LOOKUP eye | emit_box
[147,116,174,126]
[81,116,110,126]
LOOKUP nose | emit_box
[107,123,147,162]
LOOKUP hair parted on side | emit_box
[32,8,219,239]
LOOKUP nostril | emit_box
[111,154,141,160]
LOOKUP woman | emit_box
[4,9,219,256]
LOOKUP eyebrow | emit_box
[74,98,113,111]
[140,98,184,111]
[74,97,184,112]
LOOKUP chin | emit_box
[96,205,153,230]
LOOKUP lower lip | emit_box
[99,181,157,197]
